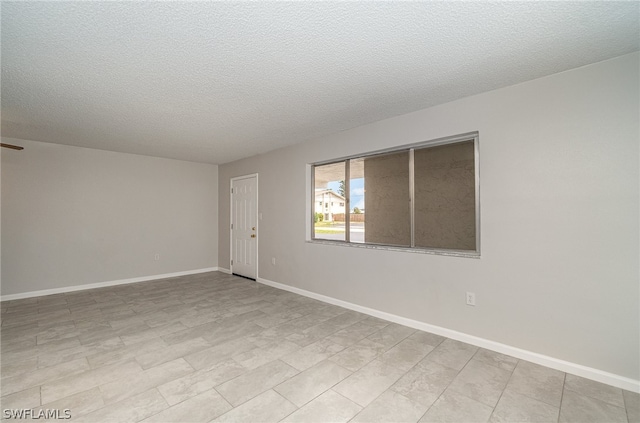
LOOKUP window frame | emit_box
[310,132,480,257]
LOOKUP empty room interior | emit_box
[1,2,639,422]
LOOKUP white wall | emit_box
[219,53,639,382]
[1,139,218,296]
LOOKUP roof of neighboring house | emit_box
[314,190,346,201]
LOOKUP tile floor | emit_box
[1,271,638,422]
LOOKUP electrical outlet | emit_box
[466,292,476,306]
[154,253,160,261]
[271,257,276,265]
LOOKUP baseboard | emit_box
[1,267,220,301]
[218,267,232,275]
[257,276,640,393]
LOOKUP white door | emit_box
[231,175,258,280]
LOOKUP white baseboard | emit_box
[218,267,232,275]
[0,267,220,301]
[257,276,640,393]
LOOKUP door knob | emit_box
[251,234,256,238]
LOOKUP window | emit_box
[311,133,479,255]
[314,161,346,241]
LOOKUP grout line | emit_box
[487,354,520,422]
[557,372,567,423]
[622,390,633,423]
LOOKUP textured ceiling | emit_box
[2,2,638,164]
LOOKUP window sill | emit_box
[306,239,481,258]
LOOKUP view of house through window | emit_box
[313,161,346,241]
[312,135,479,253]
[349,158,365,243]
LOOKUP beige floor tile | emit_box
[159,320,223,345]
[2,272,637,423]
[2,358,90,397]
[1,337,37,355]
[74,388,168,423]
[85,337,167,369]
[490,389,559,422]
[253,302,288,314]
[328,339,386,372]
[40,359,144,404]
[11,310,72,330]
[407,331,446,348]
[38,387,105,420]
[201,320,265,347]
[0,334,39,359]
[446,359,512,407]
[226,300,273,315]
[247,315,321,347]
[119,322,187,346]
[378,337,435,372]
[333,359,406,407]
[420,392,493,423]
[254,312,304,329]
[157,359,247,406]
[564,373,625,408]
[391,360,458,409]
[38,337,124,369]
[360,316,393,330]
[143,311,181,328]
[1,323,41,342]
[184,337,257,371]
[232,339,300,370]
[214,390,296,423]
[284,331,325,348]
[422,338,478,371]
[472,348,518,372]
[288,312,367,347]
[135,337,211,369]
[624,390,640,423]
[141,389,232,423]
[178,311,227,328]
[2,337,81,364]
[506,360,564,407]
[367,323,416,350]
[282,390,362,423]
[106,315,147,331]
[559,389,628,423]
[0,386,41,410]
[76,326,125,347]
[0,357,39,380]
[351,390,428,423]
[281,339,345,371]
[99,358,194,404]
[275,360,352,407]
[216,359,298,406]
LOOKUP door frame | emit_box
[230,173,259,279]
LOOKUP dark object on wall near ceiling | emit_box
[1,143,24,150]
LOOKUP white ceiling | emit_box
[2,2,638,165]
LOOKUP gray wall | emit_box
[218,53,639,380]
[1,139,218,296]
